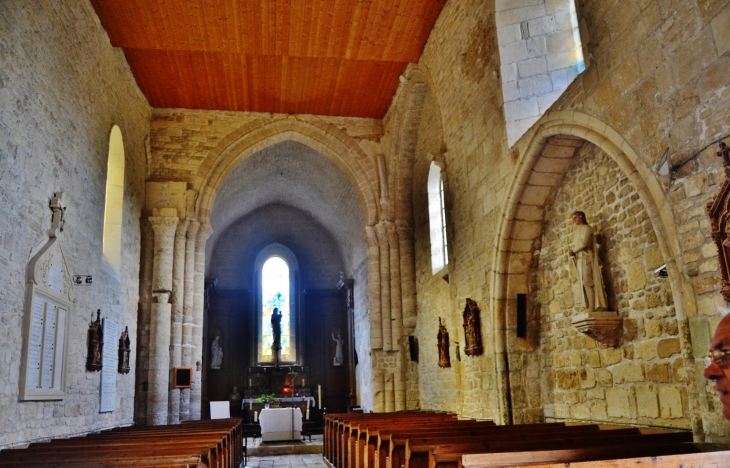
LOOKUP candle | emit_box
[254,411,258,422]
[306,408,310,420]
[307,398,310,409]
[249,399,252,410]
[249,379,252,387]
[318,385,322,408]
[302,378,305,386]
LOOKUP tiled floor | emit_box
[244,453,328,468]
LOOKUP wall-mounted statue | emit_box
[708,141,730,301]
[271,307,282,351]
[86,309,103,372]
[118,326,130,374]
[437,317,450,368]
[568,211,608,312]
[332,328,344,367]
[462,298,483,356]
[210,335,223,370]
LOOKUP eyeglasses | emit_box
[703,349,730,368]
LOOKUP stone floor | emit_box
[244,453,328,468]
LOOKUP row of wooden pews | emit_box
[0,418,243,468]
[324,412,730,468]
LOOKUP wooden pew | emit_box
[425,430,694,468]
[384,423,581,468]
[367,420,498,468]
[328,411,455,465]
[459,443,730,468]
[0,418,242,468]
[503,448,730,468]
[326,412,456,468]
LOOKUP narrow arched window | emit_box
[261,256,291,361]
[102,125,125,272]
[428,162,448,274]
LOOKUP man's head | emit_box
[704,314,730,419]
[572,211,587,225]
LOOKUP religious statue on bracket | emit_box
[462,298,483,356]
[708,141,730,301]
[86,309,103,372]
[210,335,223,370]
[332,328,344,367]
[568,211,609,312]
[118,326,131,374]
[437,317,450,368]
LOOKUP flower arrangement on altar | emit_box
[256,393,278,407]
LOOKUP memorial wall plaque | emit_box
[20,192,74,401]
[100,318,118,412]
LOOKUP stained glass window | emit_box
[261,256,291,361]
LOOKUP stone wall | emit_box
[532,143,689,428]
[0,0,150,448]
[395,0,730,438]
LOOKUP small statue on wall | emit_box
[437,317,450,368]
[568,211,608,312]
[86,309,103,372]
[118,326,131,374]
[271,307,283,351]
[210,335,223,370]
[708,141,730,301]
[462,298,483,356]
[332,328,344,367]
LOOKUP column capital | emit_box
[175,218,191,239]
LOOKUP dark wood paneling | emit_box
[205,288,349,414]
[303,289,349,414]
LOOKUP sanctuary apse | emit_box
[1,0,730,451]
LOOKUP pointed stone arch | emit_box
[489,111,699,432]
[192,117,380,227]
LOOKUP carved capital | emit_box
[572,311,622,347]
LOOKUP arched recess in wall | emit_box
[490,112,700,432]
[102,124,125,273]
[496,0,585,147]
[388,64,446,330]
[192,119,380,227]
[388,64,445,225]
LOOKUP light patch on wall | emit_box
[103,125,125,273]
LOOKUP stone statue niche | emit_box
[567,210,621,347]
[708,141,730,302]
[462,298,483,356]
[437,317,450,368]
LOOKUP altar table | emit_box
[259,407,303,441]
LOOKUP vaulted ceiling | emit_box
[91,0,446,118]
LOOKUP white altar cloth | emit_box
[259,407,303,442]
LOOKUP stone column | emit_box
[385,372,395,413]
[386,223,403,350]
[190,223,212,420]
[168,218,189,424]
[362,226,382,350]
[135,219,154,425]
[397,222,416,331]
[375,222,392,351]
[180,221,199,421]
[147,210,179,426]
[372,368,385,412]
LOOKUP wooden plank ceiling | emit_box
[91,0,447,118]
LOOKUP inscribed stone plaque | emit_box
[100,318,118,412]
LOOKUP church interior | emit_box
[2,0,730,458]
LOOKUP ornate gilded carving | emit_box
[118,326,131,374]
[462,298,483,356]
[86,310,103,372]
[437,317,450,368]
[708,141,730,301]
